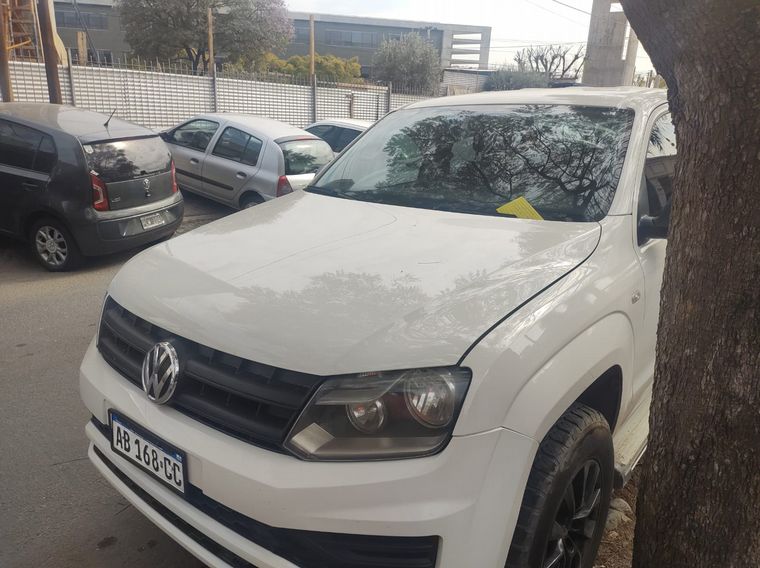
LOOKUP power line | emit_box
[489,41,586,50]
[548,0,592,15]
[518,0,588,26]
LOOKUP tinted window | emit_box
[279,139,334,175]
[212,127,263,166]
[311,105,634,222]
[84,136,171,182]
[333,127,362,152]
[0,119,57,173]
[305,125,334,140]
[643,113,676,217]
[170,119,219,152]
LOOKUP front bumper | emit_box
[80,340,537,568]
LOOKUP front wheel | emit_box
[505,403,614,568]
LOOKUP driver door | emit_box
[164,119,219,192]
[633,110,676,400]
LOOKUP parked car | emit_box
[305,118,372,153]
[0,103,183,271]
[161,114,334,209]
[80,88,674,568]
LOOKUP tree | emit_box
[117,0,292,73]
[372,33,441,93]
[260,53,363,82]
[617,1,760,566]
[514,44,585,79]
[483,68,549,91]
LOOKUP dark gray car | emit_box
[0,103,184,271]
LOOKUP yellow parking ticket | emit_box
[496,197,543,220]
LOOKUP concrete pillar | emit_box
[583,0,639,86]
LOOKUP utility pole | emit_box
[309,14,315,76]
[207,6,215,77]
[37,0,62,103]
[0,1,12,101]
[76,30,86,65]
[309,14,316,123]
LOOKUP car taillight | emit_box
[277,175,293,197]
[170,160,178,193]
[91,172,109,211]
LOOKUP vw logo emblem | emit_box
[142,178,151,190]
[141,342,179,405]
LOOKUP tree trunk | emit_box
[620,1,760,566]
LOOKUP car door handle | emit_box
[236,172,247,179]
[190,158,199,165]
[21,181,40,190]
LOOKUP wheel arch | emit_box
[501,312,634,441]
[23,209,75,241]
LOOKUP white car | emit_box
[305,118,373,152]
[162,114,334,208]
[80,87,674,568]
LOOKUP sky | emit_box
[285,0,654,73]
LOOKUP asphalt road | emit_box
[0,193,233,568]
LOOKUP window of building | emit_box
[324,29,378,49]
[294,25,310,44]
[55,10,108,30]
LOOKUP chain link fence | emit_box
[2,57,435,131]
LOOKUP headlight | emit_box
[284,367,471,461]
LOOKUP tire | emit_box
[239,193,264,209]
[505,403,614,568]
[29,218,84,272]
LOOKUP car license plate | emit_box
[109,411,186,494]
[140,212,166,230]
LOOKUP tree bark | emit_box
[619,1,760,566]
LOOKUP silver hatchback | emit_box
[161,114,334,208]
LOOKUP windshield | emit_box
[84,136,171,183]
[310,105,634,222]
[278,139,334,175]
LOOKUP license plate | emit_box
[109,411,186,494]
[140,212,166,230]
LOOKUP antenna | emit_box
[103,108,117,129]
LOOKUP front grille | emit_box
[93,436,440,568]
[97,297,323,452]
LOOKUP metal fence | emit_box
[2,58,434,131]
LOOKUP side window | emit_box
[0,119,56,173]
[212,127,263,166]
[169,119,219,152]
[642,113,676,217]
[34,135,57,173]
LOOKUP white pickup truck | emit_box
[80,87,673,568]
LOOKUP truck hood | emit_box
[109,191,600,376]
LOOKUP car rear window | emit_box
[278,138,333,175]
[83,136,171,182]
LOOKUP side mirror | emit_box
[638,214,669,243]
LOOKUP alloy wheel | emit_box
[35,225,69,267]
[542,460,603,568]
